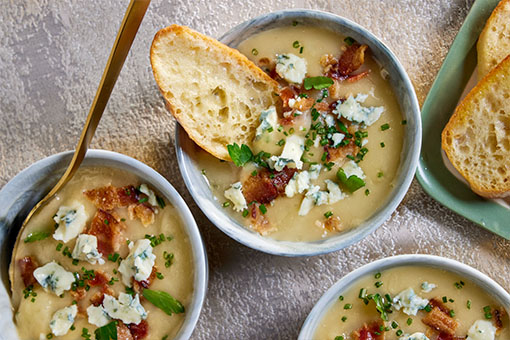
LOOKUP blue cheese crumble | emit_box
[342,160,366,179]
[118,239,156,287]
[392,288,429,316]
[53,203,88,243]
[224,182,247,212]
[399,333,430,340]
[102,293,147,325]
[333,93,384,126]
[270,135,305,171]
[255,106,278,140]
[298,180,345,216]
[467,320,497,340]
[33,261,75,296]
[420,281,437,293]
[275,53,307,84]
[87,305,111,327]
[139,184,158,207]
[72,234,104,265]
[49,305,77,336]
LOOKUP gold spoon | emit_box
[9,0,151,290]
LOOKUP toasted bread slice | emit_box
[150,25,279,161]
[442,55,510,198]
[477,0,510,78]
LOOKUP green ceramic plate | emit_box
[416,0,510,239]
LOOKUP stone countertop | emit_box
[2,0,509,339]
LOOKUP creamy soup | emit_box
[195,25,405,242]
[314,266,509,340]
[10,167,194,340]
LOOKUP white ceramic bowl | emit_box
[298,254,510,339]
[176,9,421,256]
[0,150,208,340]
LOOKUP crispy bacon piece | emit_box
[243,167,297,204]
[325,142,359,162]
[18,256,38,287]
[428,298,451,314]
[127,320,149,340]
[88,270,110,288]
[117,322,134,340]
[86,210,126,255]
[347,70,371,83]
[279,86,299,112]
[422,306,458,335]
[435,333,465,340]
[133,267,157,294]
[89,291,105,307]
[314,101,330,112]
[327,43,368,80]
[70,287,87,301]
[257,57,275,74]
[84,185,155,226]
[323,216,343,232]
[494,307,505,333]
[320,53,338,73]
[249,204,275,236]
[352,322,385,340]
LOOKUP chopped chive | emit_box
[156,272,164,280]
[343,303,352,309]
[401,119,407,125]
[406,318,412,325]
[344,36,355,46]
[374,272,381,279]
[56,243,63,251]
[375,281,383,288]
[251,48,258,56]
[449,310,455,317]
[222,201,231,208]
[365,189,370,196]
[292,41,300,48]
[324,211,333,218]
[377,171,384,178]
[259,204,267,214]
[380,142,385,148]
[338,295,344,301]
[104,219,109,225]
[299,46,304,54]
[396,330,403,336]
[277,139,285,146]
[242,209,249,218]
[138,197,148,203]
[380,123,390,131]
[467,300,471,309]
[341,317,347,323]
[156,196,166,209]
[391,321,398,329]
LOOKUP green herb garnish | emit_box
[143,289,185,315]
[337,168,366,192]
[24,231,50,243]
[344,37,355,46]
[94,321,117,340]
[227,143,253,167]
[303,76,334,90]
[380,123,390,131]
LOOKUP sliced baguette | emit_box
[477,0,510,78]
[442,55,510,198]
[150,25,279,161]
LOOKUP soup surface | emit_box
[10,167,194,340]
[195,25,405,242]
[314,266,509,340]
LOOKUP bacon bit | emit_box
[493,307,505,333]
[323,216,343,232]
[327,44,369,80]
[70,287,87,301]
[320,53,338,73]
[347,70,371,83]
[422,306,458,335]
[133,267,157,294]
[258,57,275,74]
[352,322,385,340]
[243,167,297,204]
[314,101,330,112]
[435,333,465,340]
[325,142,359,162]
[293,97,315,112]
[86,210,126,256]
[89,291,106,307]
[18,256,38,287]
[428,298,451,314]
[249,204,276,236]
[127,320,149,340]
[128,204,155,227]
[328,80,343,101]
[279,86,298,112]
[117,322,134,340]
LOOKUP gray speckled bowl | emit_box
[176,9,421,256]
[0,150,208,340]
[298,254,510,339]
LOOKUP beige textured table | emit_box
[2,0,509,339]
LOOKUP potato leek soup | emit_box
[10,167,194,340]
[197,25,405,241]
[314,266,509,340]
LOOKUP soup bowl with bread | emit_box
[299,254,510,340]
[152,10,421,256]
[0,150,207,340]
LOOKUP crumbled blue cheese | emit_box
[275,53,307,84]
[342,160,366,179]
[53,204,88,243]
[49,305,77,336]
[224,182,247,211]
[392,288,429,316]
[33,261,75,296]
[139,184,157,207]
[325,114,336,127]
[87,305,111,327]
[420,282,437,293]
[255,106,277,140]
[331,133,345,148]
[72,234,104,265]
[308,164,322,180]
[271,135,305,171]
[466,320,497,340]
[325,179,345,204]
[333,93,384,126]
[298,181,345,216]
[102,293,147,325]
[118,239,156,287]
[399,333,429,340]
[285,171,311,198]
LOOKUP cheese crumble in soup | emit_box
[10,167,194,340]
[196,25,405,242]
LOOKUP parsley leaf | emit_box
[24,231,51,243]
[336,168,366,192]
[94,321,117,340]
[227,143,253,167]
[143,289,185,315]
[303,76,334,90]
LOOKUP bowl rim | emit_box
[175,9,422,256]
[0,149,208,340]
[298,254,510,339]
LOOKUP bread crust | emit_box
[477,0,510,78]
[442,55,510,198]
[150,25,279,161]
